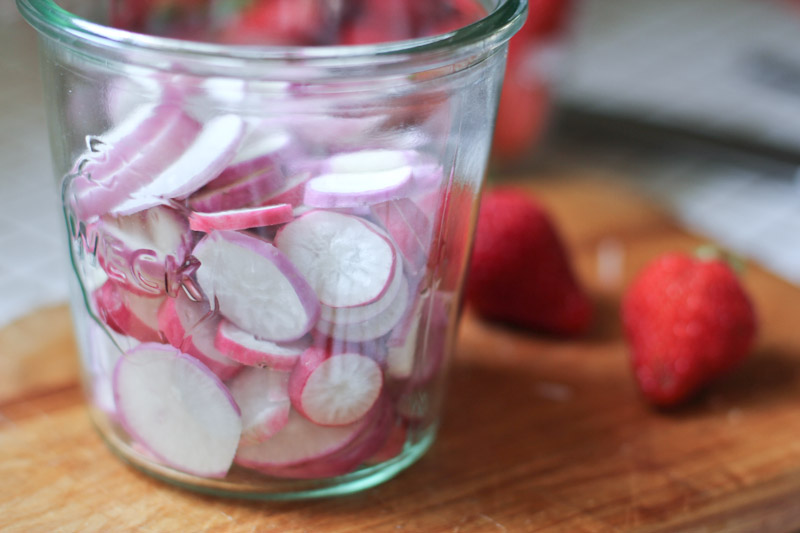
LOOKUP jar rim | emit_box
[17,0,527,70]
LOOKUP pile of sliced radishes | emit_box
[68,98,453,480]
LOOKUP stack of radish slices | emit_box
[69,101,454,479]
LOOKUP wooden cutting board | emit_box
[2,176,800,532]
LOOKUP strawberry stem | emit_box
[694,245,745,275]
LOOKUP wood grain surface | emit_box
[2,176,800,532]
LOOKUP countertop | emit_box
[3,177,800,532]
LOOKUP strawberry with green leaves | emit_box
[622,251,757,407]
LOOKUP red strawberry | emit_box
[465,187,592,336]
[622,252,757,407]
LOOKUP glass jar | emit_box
[18,0,526,499]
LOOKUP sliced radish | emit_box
[303,166,412,208]
[158,293,243,380]
[96,206,193,296]
[70,106,201,220]
[113,114,245,215]
[93,280,164,343]
[228,367,291,446]
[319,263,404,325]
[193,230,319,342]
[113,342,242,478]
[215,320,309,370]
[371,198,432,276]
[251,397,393,479]
[275,211,396,308]
[365,419,407,465]
[385,300,421,380]
[235,408,369,468]
[188,165,286,213]
[231,129,293,168]
[189,203,293,233]
[260,171,311,207]
[316,275,409,342]
[289,348,383,426]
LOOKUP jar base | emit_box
[90,406,437,500]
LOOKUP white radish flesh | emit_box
[188,166,286,213]
[319,263,404,325]
[158,294,243,381]
[371,198,432,276]
[275,211,396,308]
[325,149,412,174]
[289,349,383,426]
[113,114,245,215]
[215,320,309,370]
[228,367,291,446]
[189,203,293,233]
[113,343,242,478]
[235,409,368,468]
[193,230,320,342]
[303,167,412,208]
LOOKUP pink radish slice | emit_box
[230,130,293,168]
[365,419,407,465]
[310,332,388,366]
[250,398,393,479]
[113,342,242,478]
[93,280,164,343]
[260,171,311,207]
[113,114,245,215]
[95,206,193,296]
[228,367,291,446]
[289,349,383,426]
[189,204,293,233]
[70,106,201,220]
[371,198,433,276]
[315,275,409,343]
[385,301,421,380]
[319,262,404,325]
[235,408,369,469]
[188,165,286,213]
[275,211,396,308]
[303,166,412,208]
[158,294,243,381]
[193,230,320,342]
[215,320,309,370]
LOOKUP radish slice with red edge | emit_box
[259,171,310,207]
[315,275,409,342]
[93,281,164,343]
[70,106,201,220]
[228,367,291,446]
[113,114,245,215]
[158,293,243,381]
[193,230,320,342]
[319,263,404,325]
[303,166,412,208]
[235,408,370,468]
[215,320,309,370]
[289,349,383,426]
[188,165,286,213]
[95,206,192,296]
[275,211,396,308]
[113,342,242,478]
[189,203,293,233]
[324,149,412,174]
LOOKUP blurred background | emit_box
[1,0,800,328]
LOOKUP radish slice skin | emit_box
[275,211,397,308]
[228,367,291,446]
[215,320,309,370]
[193,230,320,342]
[234,408,370,469]
[189,203,293,233]
[289,349,383,426]
[318,263,404,325]
[112,114,245,215]
[324,150,412,174]
[93,281,164,343]
[188,166,287,213]
[158,294,243,381]
[113,343,242,478]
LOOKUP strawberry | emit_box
[622,252,757,407]
[465,187,592,336]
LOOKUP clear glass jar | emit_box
[18,0,526,499]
